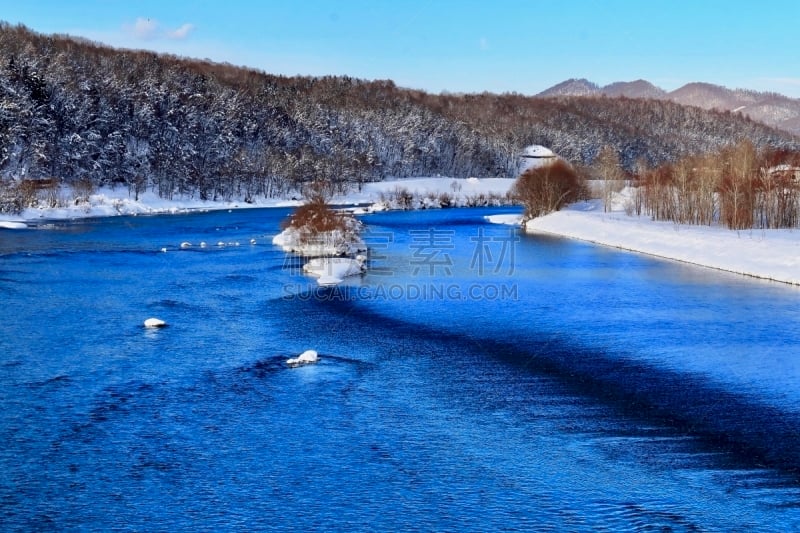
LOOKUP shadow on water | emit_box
[272,286,800,480]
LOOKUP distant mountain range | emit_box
[537,79,800,136]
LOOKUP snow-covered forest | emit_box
[1,23,798,213]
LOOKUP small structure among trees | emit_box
[518,145,558,174]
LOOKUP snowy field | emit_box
[2,178,800,286]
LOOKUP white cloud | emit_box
[168,23,195,40]
[123,18,195,41]
[128,17,159,40]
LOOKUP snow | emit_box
[9,187,301,222]
[335,176,516,210]
[5,178,800,286]
[303,256,367,285]
[519,144,558,173]
[521,145,556,158]
[484,214,523,226]
[272,225,366,257]
[286,349,319,367]
[516,189,800,286]
[0,177,514,224]
[0,220,28,229]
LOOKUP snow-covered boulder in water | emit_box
[287,349,319,367]
[303,256,366,285]
[0,221,28,229]
[272,225,366,257]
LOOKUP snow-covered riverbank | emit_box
[0,176,517,224]
[1,188,300,223]
[516,198,800,286]
[3,177,800,286]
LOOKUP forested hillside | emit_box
[1,23,797,206]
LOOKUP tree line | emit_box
[631,142,800,230]
[0,23,798,213]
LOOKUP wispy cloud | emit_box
[127,17,158,40]
[124,18,195,41]
[168,23,195,40]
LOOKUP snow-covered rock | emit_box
[317,275,343,286]
[286,349,319,367]
[272,225,366,257]
[143,317,167,328]
[303,256,367,285]
[0,221,28,229]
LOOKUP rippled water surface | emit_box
[2,207,800,531]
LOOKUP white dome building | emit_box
[518,145,557,173]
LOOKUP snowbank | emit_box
[484,214,523,226]
[2,177,515,223]
[9,187,301,222]
[336,177,516,212]
[517,192,800,285]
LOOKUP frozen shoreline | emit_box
[522,199,800,286]
[3,177,799,286]
[0,176,517,223]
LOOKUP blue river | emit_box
[2,206,800,531]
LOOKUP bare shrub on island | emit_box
[278,182,364,257]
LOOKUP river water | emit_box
[2,206,800,531]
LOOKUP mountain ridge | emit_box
[537,78,800,135]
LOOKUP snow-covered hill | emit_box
[537,79,800,135]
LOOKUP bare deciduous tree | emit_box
[594,145,626,212]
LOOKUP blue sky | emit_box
[4,0,800,97]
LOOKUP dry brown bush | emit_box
[512,161,585,220]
